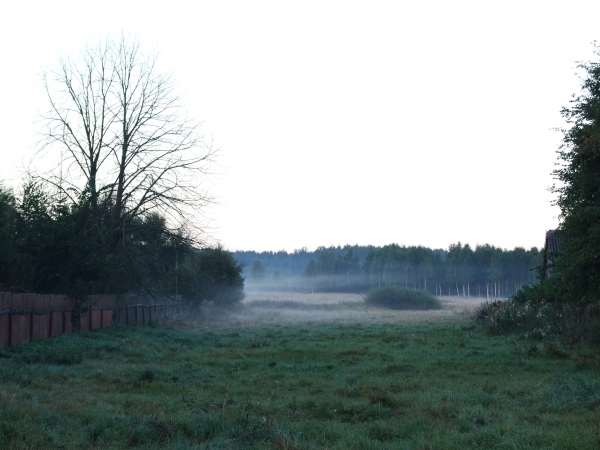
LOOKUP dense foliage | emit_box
[552,44,600,307]
[178,247,245,306]
[237,243,541,296]
[0,181,243,306]
[364,286,441,310]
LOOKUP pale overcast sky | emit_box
[1,1,598,252]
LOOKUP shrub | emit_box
[474,279,600,344]
[179,246,245,307]
[473,300,504,324]
[364,286,441,310]
[474,297,568,338]
[510,278,562,306]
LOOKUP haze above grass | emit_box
[189,291,479,330]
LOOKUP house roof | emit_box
[545,229,561,255]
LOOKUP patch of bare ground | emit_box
[181,291,494,331]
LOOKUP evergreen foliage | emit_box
[0,180,243,305]
[0,184,16,284]
[178,247,245,306]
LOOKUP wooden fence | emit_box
[0,293,178,349]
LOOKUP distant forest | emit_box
[234,243,542,298]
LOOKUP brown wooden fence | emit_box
[0,293,178,349]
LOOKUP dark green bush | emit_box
[178,246,245,306]
[364,286,441,310]
[510,278,563,306]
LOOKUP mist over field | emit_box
[234,243,542,300]
[181,290,482,332]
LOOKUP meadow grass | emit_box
[1,318,599,449]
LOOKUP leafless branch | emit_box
[38,35,215,250]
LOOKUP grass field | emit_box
[191,291,482,330]
[1,292,599,449]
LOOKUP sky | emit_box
[1,0,599,252]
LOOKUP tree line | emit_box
[237,243,542,297]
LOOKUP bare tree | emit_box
[40,36,214,253]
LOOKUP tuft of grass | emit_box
[139,369,155,382]
[365,286,442,310]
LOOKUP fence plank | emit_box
[32,312,50,342]
[0,293,11,349]
[50,310,63,338]
[91,310,102,329]
[102,309,112,327]
[64,311,73,334]
[11,313,30,346]
[80,311,89,332]
[0,314,9,349]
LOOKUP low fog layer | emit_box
[244,274,512,299]
[183,291,485,331]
